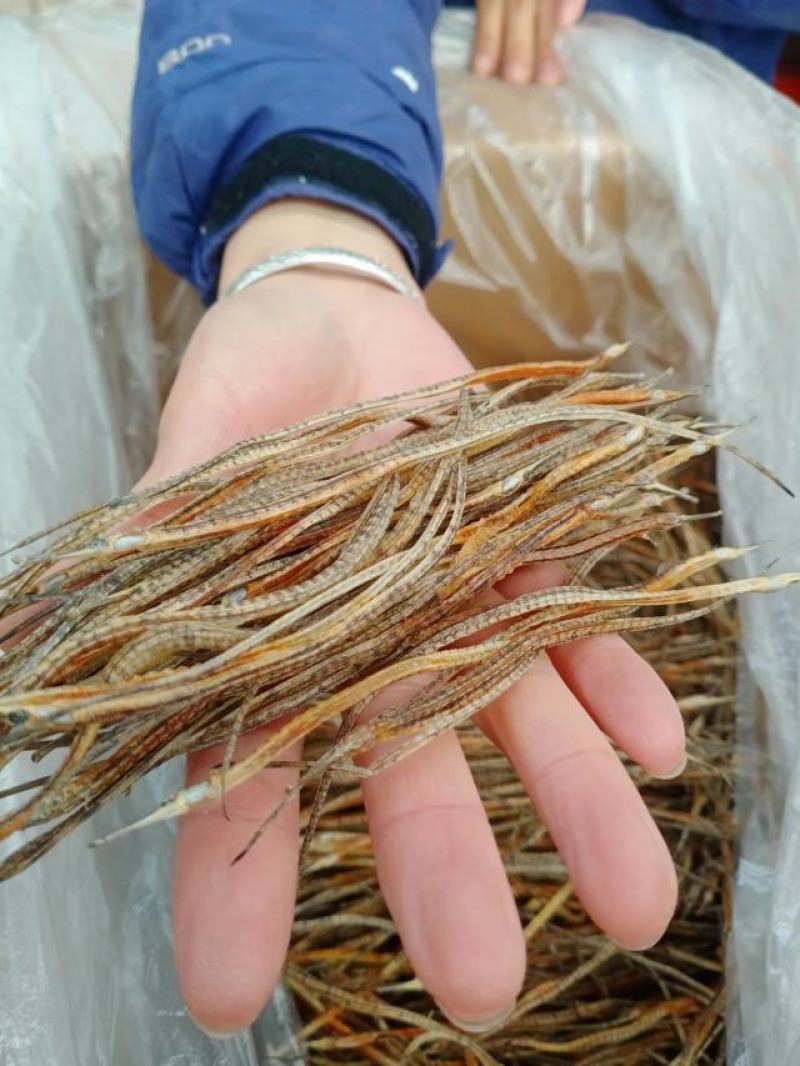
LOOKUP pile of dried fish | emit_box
[0,350,793,888]
[288,497,736,1064]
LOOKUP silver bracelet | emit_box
[223,246,421,301]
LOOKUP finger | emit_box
[551,635,686,777]
[539,0,585,84]
[536,46,564,86]
[478,655,677,950]
[497,568,686,778]
[556,0,587,26]
[360,679,525,1030]
[142,380,246,488]
[173,727,302,1034]
[473,0,505,76]
[502,0,537,84]
[533,0,558,83]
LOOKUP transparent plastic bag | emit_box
[3,6,799,1064]
[432,12,800,1064]
[0,6,299,1064]
[430,12,720,409]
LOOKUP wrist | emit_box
[219,199,417,296]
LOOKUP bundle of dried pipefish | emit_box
[288,495,736,1065]
[0,349,794,886]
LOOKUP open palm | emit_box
[141,272,684,1034]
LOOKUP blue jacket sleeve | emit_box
[664,0,800,31]
[584,0,788,81]
[132,1,445,305]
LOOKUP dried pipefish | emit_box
[281,497,736,1063]
[299,700,366,872]
[0,356,792,911]
[23,409,715,561]
[284,965,503,1066]
[0,359,601,573]
[96,593,724,851]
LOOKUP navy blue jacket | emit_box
[132,1,795,304]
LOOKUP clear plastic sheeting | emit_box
[2,5,800,1065]
[431,12,719,405]
[0,5,299,1065]
[432,13,800,1064]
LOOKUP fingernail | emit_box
[538,56,563,85]
[653,754,687,781]
[558,0,585,26]
[474,54,493,76]
[190,1015,247,1040]
[441,1005,514,1034]
[509,64,531,85]
[615,917,672,952]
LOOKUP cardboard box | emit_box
[428,67,715,393]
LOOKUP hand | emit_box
[472,0,586,85]
[141,203,684,1035]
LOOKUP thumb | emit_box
[139,374,248,491]
[557,0,586,27]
